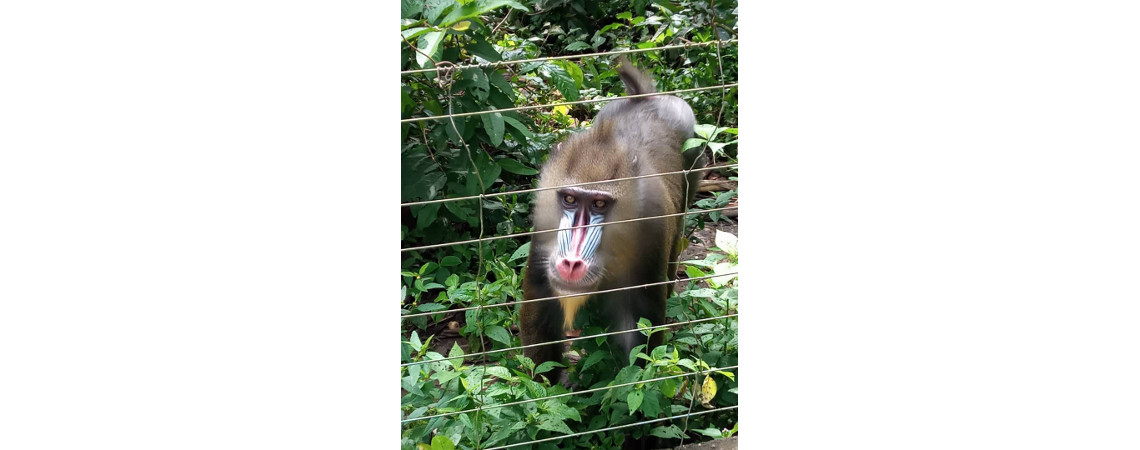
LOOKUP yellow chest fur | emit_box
[558,295,591,330]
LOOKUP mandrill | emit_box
[519,56,702,382]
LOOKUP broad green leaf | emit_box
[439,0,530,27]
[424,0,455,25]
[439,255,461,267]
[695,427,723,438]
[415,303,447,313]
[430,435,455,450]
[694,123,717,140]
[415,31,445,68]
[534,360,563,375]
[409,330,422,352]
[565,41,591,51]
[479,111,505,146]
[448,343,465,370]
[400,27,431,41]
[509,242,530,261]
[465,39,502,62]
[535,414,573,434]
[497,158,539,175]
[483,365,513,380]
[450,20,471,31]
[401,0,424,19]
[684,288,717,298]
[626,389,644,414]
[581,351,607,372]
[546,64,579,101]
[683,137,708,152]
[542,401,582,422]
[484,325,512,345]
[552,60,584,88]
[649,424,686,439]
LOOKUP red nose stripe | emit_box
[568,209,589,257]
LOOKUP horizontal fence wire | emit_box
[401,39,738,75]
[401,83,738,123]
[402,271,738,320]
[402,163,739,208]
[401,313,738,369]
[485,405,739,450]
[402,365,738,424]
[402,205,738,253]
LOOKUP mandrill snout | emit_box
[555,256,588,282]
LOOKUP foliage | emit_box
[400,0,739,448]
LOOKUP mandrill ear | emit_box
[553,141,563,155]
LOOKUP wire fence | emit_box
[401,34,738,449]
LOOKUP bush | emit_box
[400,1,739,448]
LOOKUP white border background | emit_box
[2,1,1138,448]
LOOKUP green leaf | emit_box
[581,351,607,372]
[501,116,532,139]
[509,242,530,262]
[416,31,445,68]
[480,111,505,146]
[616,11,633,20]
[414,203,441,231]
[401,0,424,19]
[484,325,512,345]
[400,27,432,41]
[424,0,455,25]
[438,0,530,27]
[695,427,723,438]
[684,288,717,298]
[552,60,584,89]
[448,343,465,370]
[626,390,644,414]
[465,39,502,62]
[542,400,582,422]
[445,274,460,288]
[430,435,455,450]
[483,365,513,380]
[546,64,579,101]
[534,360,563,375]
[535,414,573,434]
[497,158,539,175]
[683,137,708,152]
[415,303,447,313]
[660,378,677,398]
[649,424,685,439]
[640,390,662,417]
[715,230,739,257]
[694,123,717,140]
[439,255,461,267]
[409,330,422,352]
[684,265,708,279]
[565,41,591,51]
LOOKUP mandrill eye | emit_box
[594,200,606,208]
[564,195,576,204]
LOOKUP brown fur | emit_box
[519,57,702,383]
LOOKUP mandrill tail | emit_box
[614,55,656,98]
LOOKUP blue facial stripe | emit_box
[580,213,605,260]
[558,209,575,256]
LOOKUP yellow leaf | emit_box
[451,21,471,31]
[552,105,570,116]
[699,375,717,407]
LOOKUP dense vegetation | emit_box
[400,1,739,448]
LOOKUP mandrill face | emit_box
[543,186,615,292]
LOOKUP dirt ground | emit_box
[659,436,738,450]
